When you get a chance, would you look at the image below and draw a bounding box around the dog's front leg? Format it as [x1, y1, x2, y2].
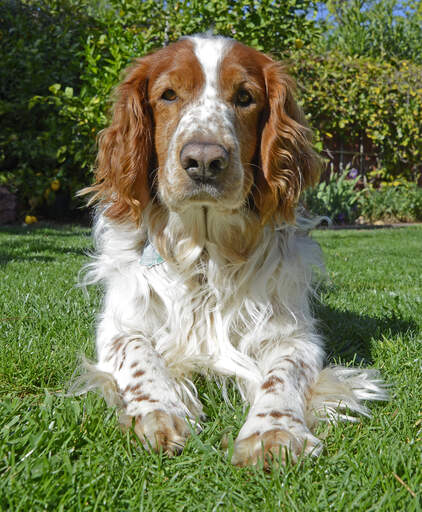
[232, 337, 324, 468]
[96, 328, 196, 455]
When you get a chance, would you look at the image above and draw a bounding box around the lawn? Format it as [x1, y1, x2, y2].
[0, 224, 421, 511]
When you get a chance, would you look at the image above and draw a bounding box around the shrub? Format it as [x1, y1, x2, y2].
[290, 51, 422, 182]
[0, 0, 320, 218]
[359, 183, 422, 223]
[302, 167, 361, 224]
[0, 0, 97, 217]
[322, 0, 422, 65]
[1, 0, 421, 221]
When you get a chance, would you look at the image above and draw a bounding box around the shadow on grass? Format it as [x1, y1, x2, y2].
[0, 223, 90, 237]
[0, 226, 90, 265]
[314, 301, 419, 364]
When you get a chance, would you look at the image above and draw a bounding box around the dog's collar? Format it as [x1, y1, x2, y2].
[139, 240, 164, 268]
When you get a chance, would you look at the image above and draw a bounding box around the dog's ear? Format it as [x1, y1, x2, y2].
[254, 62, 321, 224]
[81, 57, 154, 223]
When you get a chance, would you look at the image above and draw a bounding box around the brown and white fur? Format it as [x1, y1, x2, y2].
[77, 34, 387, 467]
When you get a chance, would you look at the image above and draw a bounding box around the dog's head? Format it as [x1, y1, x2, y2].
[86, 35, 320, 225]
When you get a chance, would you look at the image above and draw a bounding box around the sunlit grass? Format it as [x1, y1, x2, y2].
[1, 224, 421, 511]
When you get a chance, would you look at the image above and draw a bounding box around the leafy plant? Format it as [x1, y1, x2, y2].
[323, 0, 422, 64]
[291, 50, 422, 181]
[359, 182, 422, 223]
[0, 0, 321, 218]
[302, 167, 361, 223]
[1, 0, 421, 221]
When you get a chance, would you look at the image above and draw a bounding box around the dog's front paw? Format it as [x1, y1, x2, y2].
[231, 428, 321, 468]
[123, 410, 191, 456]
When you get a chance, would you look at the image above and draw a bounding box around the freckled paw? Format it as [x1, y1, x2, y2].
[124, 410, 191, 456]
[231, 429, 321, 468]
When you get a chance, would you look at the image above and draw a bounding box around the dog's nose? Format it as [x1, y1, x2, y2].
[180, 142, 229, 181]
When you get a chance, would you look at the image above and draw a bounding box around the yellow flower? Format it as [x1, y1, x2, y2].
[25, 215, 37, 224]
[294, 39, 304, 49]
[51, 179, 60, 191]
[44, 188, 51, 199]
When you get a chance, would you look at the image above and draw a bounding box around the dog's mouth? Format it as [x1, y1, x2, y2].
[187, 178, 223, 198]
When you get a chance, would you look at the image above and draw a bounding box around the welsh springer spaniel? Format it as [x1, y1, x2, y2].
[79, 34, 387, 467]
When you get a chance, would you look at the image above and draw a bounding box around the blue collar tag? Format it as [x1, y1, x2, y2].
[139, 241, 164, 268]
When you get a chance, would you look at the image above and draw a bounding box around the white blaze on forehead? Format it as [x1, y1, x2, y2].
[165, 34, 239, 177]
[190, 36, 233, 97]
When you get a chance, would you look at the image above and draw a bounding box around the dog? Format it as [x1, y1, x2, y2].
[77, 34, 387, 467]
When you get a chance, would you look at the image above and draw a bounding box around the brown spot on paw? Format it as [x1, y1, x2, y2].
[134, 394, 150, 402]
[261, 376, 284, 393]
[299, 359, 311, 371]
[290, 416, 303, 424]
[283, 358, 298, 368]
[131, 410, 190, 456]
[269, 410, 284, 418]
[113, 341, 123, 352]
[125, 382, 142, 394]
[232, 428, 320, 469]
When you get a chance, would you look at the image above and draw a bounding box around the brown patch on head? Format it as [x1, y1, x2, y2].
[220, 40, 321, 225]
[80, 39, 204, 224]
[149, 40, 205, 186]
[219, 41, 269, 199]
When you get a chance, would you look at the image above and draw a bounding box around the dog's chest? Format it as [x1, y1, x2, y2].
[147, 262, 248, 361]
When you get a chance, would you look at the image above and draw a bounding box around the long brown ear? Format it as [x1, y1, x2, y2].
[81, 57, 154, 223]
[255, 61, 321, 224]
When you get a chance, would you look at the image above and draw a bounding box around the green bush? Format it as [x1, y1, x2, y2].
[359, 183, 422, 223]
[304, 174, 422, 225]
[1, 0, 421, 220]
[0, 0, 320, 218]
[290, 51, 422, 182]
[323, 0, 422, 65]
[0, 0, 99, 216]
[302, 167, 361, 224]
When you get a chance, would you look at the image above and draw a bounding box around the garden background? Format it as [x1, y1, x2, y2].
[1, 0, 422, 225]
[1, 2, 422, 510]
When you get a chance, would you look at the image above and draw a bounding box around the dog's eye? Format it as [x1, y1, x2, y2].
[235, 89, 253, 107]
[161, 89, 177, 102]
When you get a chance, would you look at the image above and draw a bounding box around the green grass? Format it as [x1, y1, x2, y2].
[1, 224, 421, 511]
